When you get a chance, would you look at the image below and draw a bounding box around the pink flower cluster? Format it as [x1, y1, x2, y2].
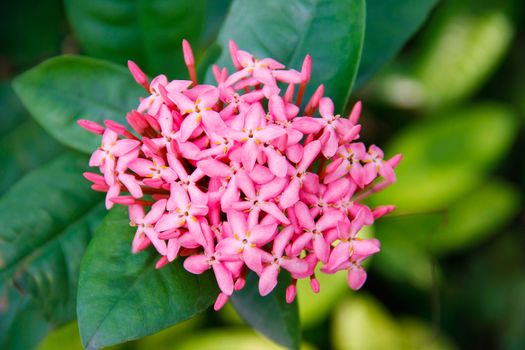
[79, 40, 401, 310]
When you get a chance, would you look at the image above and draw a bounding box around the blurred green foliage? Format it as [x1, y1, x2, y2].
[1, 0, 524, 349]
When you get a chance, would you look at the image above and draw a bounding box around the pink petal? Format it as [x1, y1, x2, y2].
[249, 164, 275, 184]
[216, 237, 242, 255]
[244, 103, 264, 130]
[183, 254, 210, 274]
[169, 91, 195, 113]
[250, 223, 277, 246]
[179, 112, 201, 142]
[144, 199, 167, 224]
[255, 126, 286, 143]
[199, 87, 219, 108]
[155, 213, 185, 232]
[316, 209, 343, 232]
[260, 202, 290, 224]
[144, 228, 167, 255]
[253, 66, 276, 86]
[241, 139, 259, 171]
[292, 117, 323, 134]
[264, 147, 288, 177]
[167, 238, 181, 261]
[291, 232, 313, 256]
[213, 263, 234, 295]
[197, 159, 231, 178]
[227, 210, 248, 236]
[273, 226, 294, 256]
[202, 110, 227, 135]
[281, 258, 309, 275]
[348, 266, 367, 290]
[299, 140, 321, 171]
[273, 69, 302, 84]
[129, 158, 154, 177]
[128, 204, 145, 224]
[243, 247, 263, 274]
[259, 265, 279, 296]
[294, 201, 315, 230]
[313, 234, 330, 263]
[269, 95, 287, 121]
[319, 97, 334, 118]
[259, 177, 287, 200]
[280, 178, 301, 209]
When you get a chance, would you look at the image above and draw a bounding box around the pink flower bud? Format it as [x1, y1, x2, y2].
[127, 60, 149, 90]
[286, 284, 297, 304]
[77, 119, 105, 135]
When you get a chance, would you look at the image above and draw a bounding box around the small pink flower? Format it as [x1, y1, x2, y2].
[81, 39, 400, 304]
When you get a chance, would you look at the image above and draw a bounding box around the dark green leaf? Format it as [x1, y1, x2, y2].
[0, 82, 30, 136]
[0, 153, 104, 321]
[64, 0, 206, 77]
[0, 152, 102, 284]
[354, 0, 438, 88]
[0, 286, 50, 350]
[77, 207, 218, 350]
[13, 56, 144, 153]
[0, 120, 64, 194]
[208, 0, 365, 111]
[231, 272, 300, 349]
[0, 0, 66, 67]
[0, 152, 104, 347]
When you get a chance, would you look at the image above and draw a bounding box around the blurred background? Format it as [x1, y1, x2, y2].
[1, 0, 524, 349]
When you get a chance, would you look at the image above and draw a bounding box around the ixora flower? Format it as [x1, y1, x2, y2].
[79, 39, 401, 310]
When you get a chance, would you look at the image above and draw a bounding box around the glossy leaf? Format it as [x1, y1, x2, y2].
[0, 120, 64, 194]
[432, 180, 520, 255]
[354, 0, 438, 88]
[0, 286, 50, 350]
[13, 56, 144, 154]
[64, 0, 206, 77]
[372, 103, 518, 211]
[231, 272, 300, 349]
[77, 207, 218, 350]
[209, 0, 365, 111]
[0, 82, 30, 136]
[0, 152, 102, 285]
[412, 0, 516, 109]
[373, 213, 444, 289]
[0, 152, 104, 348]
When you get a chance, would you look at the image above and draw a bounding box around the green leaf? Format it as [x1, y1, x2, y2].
[77, 207, 218, 350]
[332, 295, 409, 350]
[0, 153, 104, 322]
[176, 329, 304, 350]
[13, 56, 144, 153]
[64, 0, 206, 77]
[231, 272, 300, 349]
[208, 0, 365, 111]
[0, 286, 50, 350]
[412, 0, 516, 109]
[0, 82, 30, 136]
[372, 103, 518, 212]
[432, 180, 520, 255]
[0, 120, 64, 194]
[0, 0, 66, 66]
[373, 213, 444, 289]
[0, 152, 102, 283]
[354, 0, 438, 88]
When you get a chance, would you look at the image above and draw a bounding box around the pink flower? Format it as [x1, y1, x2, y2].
[80, 39, 400, 305]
